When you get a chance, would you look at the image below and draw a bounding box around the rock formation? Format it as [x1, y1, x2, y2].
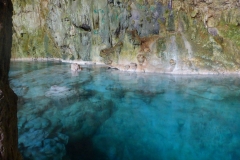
[11, 0, 240, 74]
[0, 0, 22, 159]
[71, 63, 82, 71]
[45, 85, 76, 98]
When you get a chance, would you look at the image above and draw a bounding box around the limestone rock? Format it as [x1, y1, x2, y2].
[10, 0, 240, 74]
[129, 63, 137, 71]
[170, 59, 176, 66]
[71, 63, 81, 72]
[137, 54, 146, 64]
[207, 17, 215, 28]
[124, 65, 130, 71]
[191, 9, 198, 18]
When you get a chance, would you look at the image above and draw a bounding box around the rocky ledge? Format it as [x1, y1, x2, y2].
[11, 0, 240, 74]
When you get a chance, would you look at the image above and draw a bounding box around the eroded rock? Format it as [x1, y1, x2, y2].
[10, 0, 240, 74]
[71, 63, 81, 71]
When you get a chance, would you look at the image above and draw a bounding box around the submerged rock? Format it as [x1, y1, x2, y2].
[19, 130, 68, 160]
[45, 85, 76, 98]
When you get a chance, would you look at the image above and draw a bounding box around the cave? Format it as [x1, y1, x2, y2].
[1, 0, 240, 160]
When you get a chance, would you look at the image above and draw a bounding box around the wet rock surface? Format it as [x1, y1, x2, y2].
[70, 63, 81, 71]
[11, 0, 240, 74]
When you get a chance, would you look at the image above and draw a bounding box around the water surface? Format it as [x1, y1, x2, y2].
[9, 61, 240, 160]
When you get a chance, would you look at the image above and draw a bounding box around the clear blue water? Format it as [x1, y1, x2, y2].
[9, 61, 240, 160]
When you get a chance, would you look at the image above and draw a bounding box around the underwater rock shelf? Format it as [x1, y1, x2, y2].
[10, 61, 240, 160]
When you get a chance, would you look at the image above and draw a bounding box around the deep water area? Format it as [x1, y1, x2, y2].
[9, 61, 240, 160]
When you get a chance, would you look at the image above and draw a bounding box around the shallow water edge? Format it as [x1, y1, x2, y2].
[11, 58, 240, 75]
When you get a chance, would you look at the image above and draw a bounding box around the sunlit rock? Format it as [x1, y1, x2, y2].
[137, 54, 146, 65]
[71, 63, 81, 71]
[11, 0, 240, 74]
[169, 59, 176, 66]
[124, 65, 130, 71]
[207, 17, 216, 28]
[136, 65, 145, 73]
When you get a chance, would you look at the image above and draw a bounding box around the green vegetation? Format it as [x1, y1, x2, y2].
[219, 24, 240, 47]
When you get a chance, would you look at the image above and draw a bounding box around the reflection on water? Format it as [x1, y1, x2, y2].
[9, 62, 240, 160]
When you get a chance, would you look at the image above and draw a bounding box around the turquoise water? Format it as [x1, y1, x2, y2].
[9, 61, 240, 160]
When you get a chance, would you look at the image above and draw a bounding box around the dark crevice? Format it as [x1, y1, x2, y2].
[66, 137, 108, 160]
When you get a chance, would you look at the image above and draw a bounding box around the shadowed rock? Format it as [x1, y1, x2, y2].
[73, 23, 91, 32]
[0, 0, 22, 159]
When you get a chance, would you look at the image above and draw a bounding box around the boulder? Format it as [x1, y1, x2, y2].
[137, 54, 146, 65]
[71, 63, 81, 71]
[129, 63, 137, 71]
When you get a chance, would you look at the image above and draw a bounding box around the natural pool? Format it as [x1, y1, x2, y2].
[9, 61, 240, 160]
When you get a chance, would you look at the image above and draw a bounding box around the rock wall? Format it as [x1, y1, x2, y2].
[0, 0, 22, 159]
[12, 0, 240, 74]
